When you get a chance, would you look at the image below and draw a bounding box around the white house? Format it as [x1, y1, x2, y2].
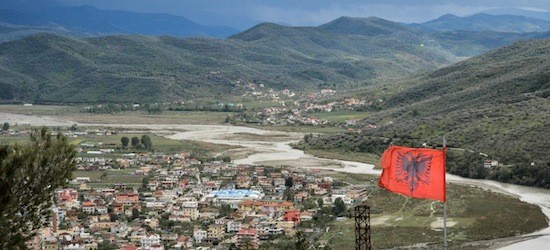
[193, 229, 207, 243]
[141, 234, 162, 249]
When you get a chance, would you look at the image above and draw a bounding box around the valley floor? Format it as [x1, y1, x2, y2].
[1, 110, 549, 249]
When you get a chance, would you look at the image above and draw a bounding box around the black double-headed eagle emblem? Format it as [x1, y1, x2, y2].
[396, 151, 433, 192]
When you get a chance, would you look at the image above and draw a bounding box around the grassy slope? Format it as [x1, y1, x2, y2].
[357, 39, 550, 163]
[322, 172, 547, 249]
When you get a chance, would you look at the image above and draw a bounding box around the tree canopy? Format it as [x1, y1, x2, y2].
[333, 197, 347, 216]
[141, 135, 152, 150]
[131, 136, 140, 147]
[120, 136, 129, 148]
[0, 128, 76, 248]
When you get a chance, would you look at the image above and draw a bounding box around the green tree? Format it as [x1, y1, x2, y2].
[283, 188, 294, 201]
[302, 198, 317, 210]
[120, 136, 129, 148]
[131, 137, 140, 147]
[2, 122, 8, 131]
[285, 176, 294, 188]
[0, 128, 76, 248]
[317, 198, 324, 208]
[146, 104, 162, 114]
[141, 135, 152, 150]
[333, 197, 347, 216]
[294, 231, 309, 250]
[240, 236, 254, 250]
[218, 203, 233, 218]
[131, 208, 140, 220]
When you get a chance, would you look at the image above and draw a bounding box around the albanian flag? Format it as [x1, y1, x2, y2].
[378, 146, 446, 202]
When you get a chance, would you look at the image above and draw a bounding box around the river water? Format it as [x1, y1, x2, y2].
[1, 112, 549, 248]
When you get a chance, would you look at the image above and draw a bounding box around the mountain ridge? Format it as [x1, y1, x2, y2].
[0, 16, 549, 105]
[358, 38, 550, 163]
[413, 13, 550, 33]
[0, 5, 239, 38]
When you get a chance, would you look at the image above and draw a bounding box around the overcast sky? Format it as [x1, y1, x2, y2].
[56, 0, 550, 29]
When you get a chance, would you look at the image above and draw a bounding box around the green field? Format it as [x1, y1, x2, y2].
[73, 170, 144, 186]
[320, 172, 548, 249]
[306, 110, 371, 122]
[66, 111, 235, 125]
[0, 104, 81, 116]
[76, 133, 237, 155]
[1, 131, 238, 156]
[0, 136, 30, 145]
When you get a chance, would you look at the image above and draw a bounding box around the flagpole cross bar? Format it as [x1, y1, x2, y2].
[349, 203, 372, 250]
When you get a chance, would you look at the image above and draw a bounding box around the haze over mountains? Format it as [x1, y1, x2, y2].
[411, 13, 550, 33]
[0, 5, 238, 39]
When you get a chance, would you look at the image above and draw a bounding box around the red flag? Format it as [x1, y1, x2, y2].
[378, 146, 446, 202]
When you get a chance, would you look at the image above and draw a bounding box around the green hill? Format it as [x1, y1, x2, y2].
[0, 16, 548, 104]
[0, 18, 457, 104]
[344, 39, 550, 164]
[319, 16, 412, 36]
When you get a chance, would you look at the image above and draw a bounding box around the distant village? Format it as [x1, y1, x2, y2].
[13, 128, 370, 250]
[227, 81, 380, 130]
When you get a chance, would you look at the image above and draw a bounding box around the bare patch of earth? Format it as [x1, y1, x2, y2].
[430, 217, 458, 229]
[371, 215, 392, 226]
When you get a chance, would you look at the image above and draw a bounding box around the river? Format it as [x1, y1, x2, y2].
[1, 112, 549, 248]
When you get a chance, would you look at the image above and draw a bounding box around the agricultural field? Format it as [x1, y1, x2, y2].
[1, 130, 238, 156]
[72, 170, 145, 189]
[66, 111, 235, 125]
[305, 110, 371, 122]
[0, 104, 81, 116]
[0, 135, 31, 145]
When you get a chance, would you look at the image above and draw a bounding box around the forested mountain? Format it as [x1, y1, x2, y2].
[0, 5, 238, 39]
[412, 13, 550, 33]
[0, 16, 548, 105]
[340, 39, 550, 164]
[0, 18, 457, 104]
[0, 23, 87, 43]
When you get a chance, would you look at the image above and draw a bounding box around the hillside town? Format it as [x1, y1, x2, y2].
[24, 136, 369, 250]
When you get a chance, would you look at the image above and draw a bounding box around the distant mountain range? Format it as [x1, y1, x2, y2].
[411, 13, 550, 33]
[1, 1, 550, 42]
[0, 5, 239, 39]
[0, 15, 549, 104]
[483, 8, 550, 21]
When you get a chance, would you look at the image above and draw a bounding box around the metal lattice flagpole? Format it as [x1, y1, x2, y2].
[354, 204, 371, 250]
